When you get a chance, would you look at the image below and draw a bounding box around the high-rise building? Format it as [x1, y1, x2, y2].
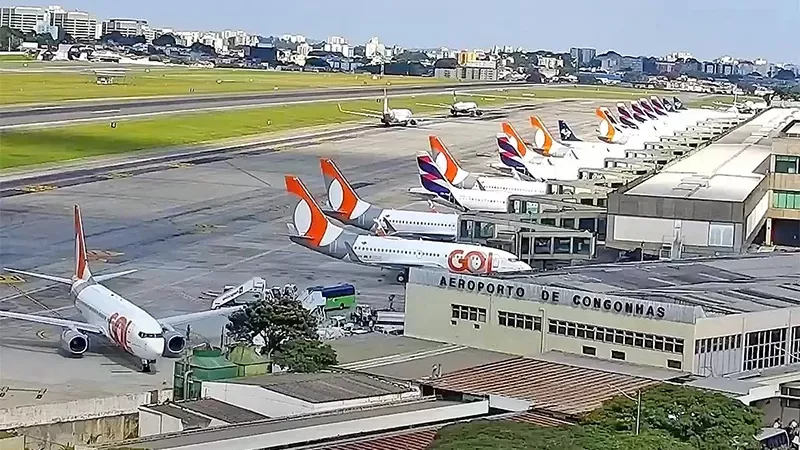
[570, 47, 596, 66]
[102, 18, 150, 39]
[0, 5, 45, 33]
[365, 37, 386, 58]
[46, 5, 99, 39]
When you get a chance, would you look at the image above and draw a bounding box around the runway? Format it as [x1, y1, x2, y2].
[0, 81, 532, 129]
[0, 100, 606, 407]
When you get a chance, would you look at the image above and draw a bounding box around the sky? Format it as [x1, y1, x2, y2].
[64, 0, 799, 63]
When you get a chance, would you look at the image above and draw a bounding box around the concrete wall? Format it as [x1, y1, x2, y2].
[404, 283, 696, 373]
[139, 409, 183, 437]
[0, 436, 24, 450]
[12, 414, 137, 448]
[0, 389, 171, 430]
[202, 382, 420, 419]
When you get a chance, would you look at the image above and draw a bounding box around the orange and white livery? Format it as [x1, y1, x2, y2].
[320, 157, 458, 241]
[0, 205, 241, 372]
[286, 175, 531, 283]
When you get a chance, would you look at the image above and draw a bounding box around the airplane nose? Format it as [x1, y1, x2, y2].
[148, 339, 164, 359]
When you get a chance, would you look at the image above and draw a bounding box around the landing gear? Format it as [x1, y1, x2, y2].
[141, 359, 156, 373]
[395, 270, 409, 284]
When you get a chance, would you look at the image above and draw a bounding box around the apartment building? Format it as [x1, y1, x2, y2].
[766, 118, 800, 246]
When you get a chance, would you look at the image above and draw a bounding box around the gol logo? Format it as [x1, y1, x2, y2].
[447, 250, 494, 274]
[108, 313, 133, 351]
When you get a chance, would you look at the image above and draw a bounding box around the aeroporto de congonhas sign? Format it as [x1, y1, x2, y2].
[409, 269, 703, 324]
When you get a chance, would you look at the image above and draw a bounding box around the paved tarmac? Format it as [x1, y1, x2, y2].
[0, 100, 605, 407]
[0, 81, 533, 129]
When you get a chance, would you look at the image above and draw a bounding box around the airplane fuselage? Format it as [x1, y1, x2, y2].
[71, 280, 165, 363]
[378, 210, 458, 240]
[473, 176, 548, 196]
[384, 109, 416, 126]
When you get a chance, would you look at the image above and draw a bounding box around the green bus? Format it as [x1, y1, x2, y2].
[308, 284, 356, 310]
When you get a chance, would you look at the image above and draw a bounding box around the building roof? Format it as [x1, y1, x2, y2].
[221, 371, 413, 403]
[178, 398, 268, 424]
[420, 356, 660, 417]
[145, 404, 211, 429]
[303, 411, 573, 450]
[527, 252, 800, 315]
[626, 108, 800, 202]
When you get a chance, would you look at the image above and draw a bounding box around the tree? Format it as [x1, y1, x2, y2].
[428, 421, 695, 450]
[582, 384, 763, 450]
[0, 26, 24, 51]
[226, 296, 320, 358]
[273, 338, 338, 373]
[152, 34, 176, 47]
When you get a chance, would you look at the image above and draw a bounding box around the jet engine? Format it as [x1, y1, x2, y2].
[60, 329, 89, 356]
[162, 330, 187, 358]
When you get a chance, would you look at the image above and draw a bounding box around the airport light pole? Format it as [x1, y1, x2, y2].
[609, 385, 641, 435]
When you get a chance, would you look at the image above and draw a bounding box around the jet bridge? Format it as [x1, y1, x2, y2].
[457, 212, 597, 270]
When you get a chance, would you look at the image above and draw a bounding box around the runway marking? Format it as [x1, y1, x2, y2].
[20, 184, 56, 193]
[0, 275, 25, 284]
[98, 172, 131, 179]
[193, 224, 226, 233]
[90, 109, 121, 114]
[86, 250, 124, 262]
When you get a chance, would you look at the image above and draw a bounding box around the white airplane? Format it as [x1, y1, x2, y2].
[320, 157, 458, 241]
[0, 205, 241, 373]
[285, 175, 531, 283]
[528, 115, 621, 160]
[409, 153, 542, 213]
[490, 120, 584, 181]
[417, 90, 535, 117]
[427, 135, 548, 192]
[337, 88, 431, 127]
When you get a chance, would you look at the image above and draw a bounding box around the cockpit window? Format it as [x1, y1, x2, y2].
[138, 332, 164, 339]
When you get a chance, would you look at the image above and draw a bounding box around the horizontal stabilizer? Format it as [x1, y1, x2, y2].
[3, 268, 72, 285]
[94, 269, 138, 283]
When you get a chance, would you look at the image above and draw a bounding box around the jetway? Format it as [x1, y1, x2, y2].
[457, 212, 596, 270]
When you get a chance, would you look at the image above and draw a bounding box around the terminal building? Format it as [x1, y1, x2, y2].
[405, 251, 800, 376]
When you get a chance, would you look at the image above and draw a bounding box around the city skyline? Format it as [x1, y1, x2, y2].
[10, 0, 800, 63]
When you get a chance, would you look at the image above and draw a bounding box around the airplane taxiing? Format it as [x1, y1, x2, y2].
[417, 91, 536, 118]
[0, 205, 241, 372]
[285, 175, 531, 283]
[320, 157, 458, 241]
[337, 88, 432, 127]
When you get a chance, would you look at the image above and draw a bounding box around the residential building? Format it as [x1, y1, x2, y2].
[365, 37, 385, 58]
[324, 36, 349, 57]
[280, 34, 306, 43]
[570, 47, 596, 66]
[766, 118, 800, 247]
[46, 5, 98, 39]
[665, 51, 693, 62]
[457, 50, 478, 65]
[102, 18, 150, 39]
[596, 52, 642, 73]
[0, 5, 45, 33]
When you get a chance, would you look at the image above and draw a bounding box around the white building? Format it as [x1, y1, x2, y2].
[0, 4, 98, 39]
[665, 51, 694, 62]
[102, 18, 151, 39]
[324, 35, 349, 56]
[0, 5, 45, 33]
[280, 34, 306, 43]
[365, 36, 386, 58]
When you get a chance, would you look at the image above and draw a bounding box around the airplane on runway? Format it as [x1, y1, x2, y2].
[319, 157, 458, 241]
[0, 205, 241, 373]
[409, 153, 548, 212]
[417, 91, 535, 117]
[427, 135, 548, 192]
[337, 89, 431, 127]
[285, 175, 531, 283]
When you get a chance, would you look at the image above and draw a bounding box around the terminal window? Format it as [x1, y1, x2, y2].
[775, 155, 799, 174]
[498, 311, 542, 331]
[451, 304, 487, 323]
[548, 319, 684, 354]
[773, 191, 800, 210]
[744, 327, 787, 371]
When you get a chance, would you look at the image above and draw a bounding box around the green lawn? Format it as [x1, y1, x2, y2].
[0, 66, 448, 105]
[530, 85, 677, 100]
[0, 91, 542, 169]
[0, 53, 33, 62]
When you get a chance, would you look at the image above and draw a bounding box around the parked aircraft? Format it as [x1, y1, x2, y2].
[0, 206, 241, 373]
[427, 135, 548, 192]
[490, 122, 580, 180]
[319, 158, 458, 241]
[337, 89, 430, 126]
[409, 153, 545, 212]
[285, 175, 531, 283]
[529, 115, 618, 158]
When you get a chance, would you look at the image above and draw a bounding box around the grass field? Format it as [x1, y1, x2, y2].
[0, 91, 542, 169]
[0, 85, 691, 170]
[0, 66, 448, 105]
[0, 54, 33, 62]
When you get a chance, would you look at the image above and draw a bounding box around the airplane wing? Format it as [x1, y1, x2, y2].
[158, 306, 243, 326]
[0, 310, 104, 334]
[337, 103, 382, 119]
